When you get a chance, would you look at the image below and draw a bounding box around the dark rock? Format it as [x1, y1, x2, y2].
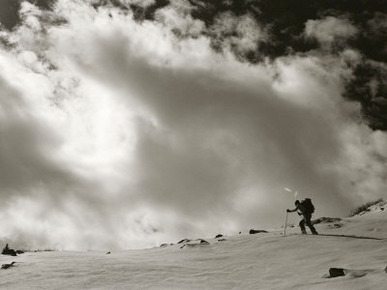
[329, 268, 346, 277]
[215, 234, 223, 239]
[218, 238, 226, 242]
[106, 251, 111, 255]
[312, 217, 341, 225]
[239, 232, 241, 234]
[1, 244, 17, 256]
[16, 250, 24, 255]
[1, 262, 15, 270]
[249, 229, 268, 234]
[159, 243, 168, 248]
[4, 250, 16, 256]
[328, 223, 343, 229]
[197, 239, 209, 245]
[177, 239, 191, 244]
[180, 239, 209, 249]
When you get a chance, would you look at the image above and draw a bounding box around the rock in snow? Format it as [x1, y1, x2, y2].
[328, 268, 346, 277]
[177, 239, 191, 244]
[1, 244, 17, 257]
[1, 262, 16, 270]
[249, 229, 268, 234]
[180, 239, 210, 249]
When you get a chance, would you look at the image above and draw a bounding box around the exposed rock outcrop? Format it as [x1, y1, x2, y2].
[1, 244, 17, 256]
[329, 268, 346, 277]
[249, 229, 268, 234]
[180, 239, 210, 249]
[313, 217, 342, 225]
[1, 262, 16, 270]
[177, 239, 191, 244]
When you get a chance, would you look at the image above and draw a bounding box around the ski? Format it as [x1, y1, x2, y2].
[284, 233, 384, 240]
[312, 233, 384, 240]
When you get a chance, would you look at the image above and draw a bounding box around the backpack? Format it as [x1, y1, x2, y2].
[301, 198, 315, 214]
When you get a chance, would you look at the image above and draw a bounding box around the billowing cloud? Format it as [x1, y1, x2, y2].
[0, 0, 386, 250]
[209, 11, 266, 56]
[304, 16, 358, 50]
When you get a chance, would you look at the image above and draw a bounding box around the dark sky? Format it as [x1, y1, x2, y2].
[0, 0, 53, 28]
[0, 0, 386, 250]
[0, 0, 20, 28]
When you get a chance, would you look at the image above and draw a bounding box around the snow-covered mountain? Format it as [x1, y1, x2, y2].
[1, 200, 386, 289]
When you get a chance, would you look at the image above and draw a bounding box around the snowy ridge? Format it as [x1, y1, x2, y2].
[352, 199, 387, 217]
[1, 201, 387, 289]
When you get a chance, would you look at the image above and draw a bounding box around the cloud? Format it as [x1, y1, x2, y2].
[155, 0, 205, 37]
[367, 12, 387, 34]
[123, 0, 156, 7]
[208, 11, 266, 57]
[304, 16, 358, 50]
[0, 0, 385, 249]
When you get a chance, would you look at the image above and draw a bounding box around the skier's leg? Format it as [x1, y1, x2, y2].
[299, 219, 307, 234]
[305, 213, 318, 235]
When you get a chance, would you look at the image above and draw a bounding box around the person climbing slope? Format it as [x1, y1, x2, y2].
[287, 199, 318, 235]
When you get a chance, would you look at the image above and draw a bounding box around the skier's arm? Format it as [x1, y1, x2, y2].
[287, 204, 302, 213]
[287, 207, 297, 213]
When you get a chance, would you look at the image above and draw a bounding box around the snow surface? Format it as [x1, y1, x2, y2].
[1, 201, 387, 289]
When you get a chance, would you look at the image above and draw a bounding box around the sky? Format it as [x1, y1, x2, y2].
[0, 0, 386, 250]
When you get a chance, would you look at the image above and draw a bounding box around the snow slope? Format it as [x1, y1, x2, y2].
[1, 201, 387, 289]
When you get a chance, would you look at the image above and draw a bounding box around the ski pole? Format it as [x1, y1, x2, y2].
[284, 211, 288, 236]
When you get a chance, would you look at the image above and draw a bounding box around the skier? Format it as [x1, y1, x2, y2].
[287, 199, 318, 235]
